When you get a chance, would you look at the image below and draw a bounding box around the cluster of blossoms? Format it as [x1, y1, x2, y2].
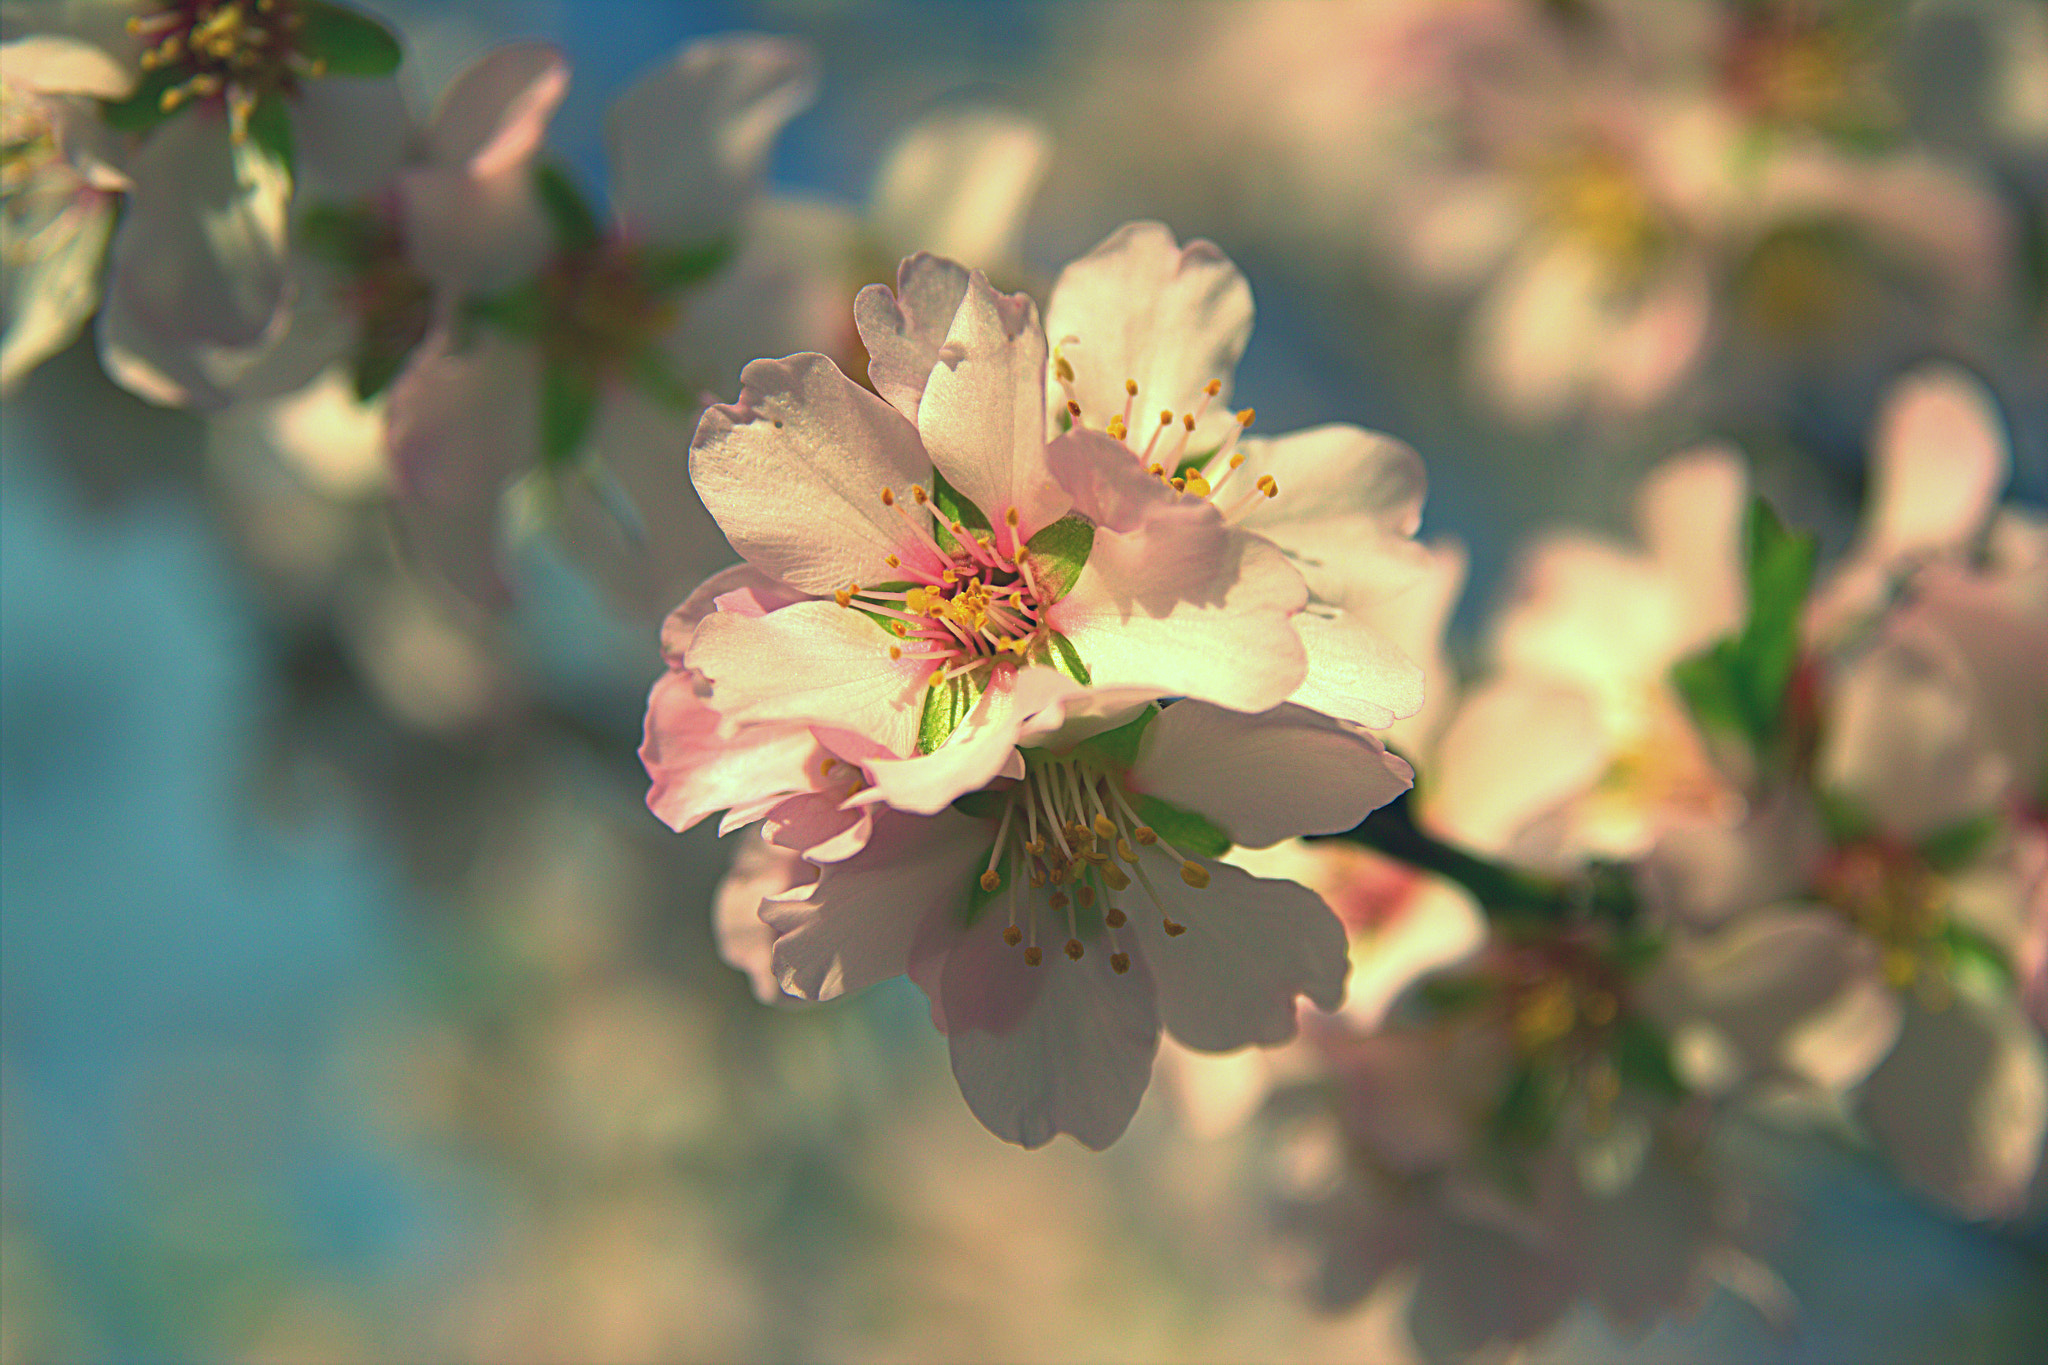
[646, 222, 1431, 1147]
[1207, 363, 2046, 1357]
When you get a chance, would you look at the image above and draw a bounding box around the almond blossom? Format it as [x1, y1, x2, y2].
[757, 698, 1410, 1149]
[0, 34, 130, 394]
[675, 233, 1425, 817]
[386, 34, 824, 610]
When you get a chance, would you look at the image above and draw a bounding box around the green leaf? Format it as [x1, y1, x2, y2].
[1416, 974, 1496, 1017]
[1919, 814, 1999, 873]
[467, 281, 545, 338]
[1075, 704, 1158, 771]
[633, 350, 707, 414]
[532, 163, 601, 250]
[918, 671, 986, 755]
[1493, 1062, 1566, 1149]
[540, 364, 599, 469]
[643, 238, 735, 291]
[1023, 515, 1093, 601]
[1941, 921, 2015, 991]
[243, 94, 295, 183]
[100, 67, 184, 134]
[1670, 494, 1818, 755]
[1608, 1017, 1688, 1102]
[952, 788, 1009, 820]
[1040, 630, 1090, 686]
[1130, 793, 1231, 858]
[962, 850, 1006, 925]
[1175, 446, 1218, 480]
[353, 336, 410, 401]
[296, 1, 404, 77]
[928, 468, 992, 554]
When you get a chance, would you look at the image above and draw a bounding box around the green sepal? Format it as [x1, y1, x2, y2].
[244, 94, 295, 184]
[296, 1, 404, 77]
[918, 670, 986, 755]
[532, 163, 602, 250]
[1130, 792, 1230, 858]
[1039, 629, 1091, 686]
[100, 67, 184, 134]
[467, 281, 545, 338]
[1175, 445, 1218, 480]
[1941, 921, 2015, 992]
[540, 363, 599, 470]
[1670, 495, 1818, 756]
[1416, 973, 1496, 1018]
[644, 238, 735, 291]
[928, 468, 992, 554]
[1816, 788, 1878, 845]
[1022, 515, 1093, 601]
[1075, 704, 1158, 770]
[848, 581, 915, 635]
[960, 850, 1008, 925]
[1608, 1016, 1688, 1102]
[633, 350, 707, 414]
[952, 788, 1009, 820]
[353, 335, 411, 401]
[1493, 1061, 1567, 1150]
[1919, 814, 1999, 873]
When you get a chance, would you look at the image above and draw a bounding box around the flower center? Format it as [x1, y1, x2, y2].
[836, 485, 1049, 692]
[1051, 353, 1277, 514]
[129, 0, 324, 137]
[536, 241, 681, 380]
[975, 751, 1212, 973]
[1815, 840, 1951, 994]
[1532, 147, 1664, 284]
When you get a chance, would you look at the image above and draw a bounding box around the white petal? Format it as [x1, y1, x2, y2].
[289, 76, 407, 198]
[1232, 424, 1430, 609]
[853, 253, 971, 420]
[1131, 701, 1412, 848]
[1423, 676, 1610, 855]
[688, 600, 926, 759]
[639, 666, 821, 833]
[688, 353, 933, 594]
[714, 834, 815, 1003]
[1859, 996, 2048, 1220]
[425, 42, 569, 176]
[767, 807, 989, 1000]
[1287, 611, 1426, 730]
[1864, 364, 2008, 561]
[1142, 859, 1348, 1052]
[868, 107, 1050, 270]
[1048, 526, 1308, 715]
[0, 193, 111, 395]
[660, 563, 804, 661]
[0, 36, 134, 99]
[942, 907, 1161, 1150]
[858, 667, 1079, 815]
[607, 35, 814, 247]
[1043, 221, 1252, 451]
[916, 269, 1068, 534]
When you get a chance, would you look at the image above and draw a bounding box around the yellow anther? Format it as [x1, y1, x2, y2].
[160, 86, 188, 112]
[1076, 884, 1096, 909]
[1180, 861, 1210, 889]
[1181, 413, 1196, 430]
[1106, 416, 1128, 441]
[1236, 408, 1254, 426]
[892, 623, 907, 637]
[1064, 939, 1084, 960]
[940, 569, 957, 584]
[980, 869, 1001, 893]
[1227, 452, 1245, 469]
[306, 56, 328, 77]
[1110, 952, 1130, 975]
[1067, 399, 1082, 418]
[1102, 864, 1130, 892]
[1054, 352, 1075, 383]
[1049, 892, 1069, 911]
[1025, 839, 1044, 856]
[1093, 814, 1117, 840]
[884, 554, 899, 567]
[888, 645, 902, 660]
[1147, 462, 1166, 477]
[1005, 506, 1019, 527]
[1132, 826, 1157, 846]
[1125, 378, 1139, 396]
[820, 757, 837, 775]
[1028, 868, 1046, 888]
[1104, 905, 1127, 928]
[904, 587, 927, 612]
[950, 522, 967, 538]
[1025, 946, 1043, 966]
[912, 485, 929, 504]
[833, 588, 852, 608]
[1256, 474, 1278, 498]
[1204, 379, 1222, 396]
[1162, 918, 1188, 937]
[1003, 925, 1022, 947]
[1184, 474, 1211, 497]
[881, 488, 895, 506]
[1170, 476, 1186, 492]
[1159, 410, 1174, 426]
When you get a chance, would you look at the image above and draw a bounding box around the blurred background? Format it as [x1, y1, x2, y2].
[2, 1, 2044, 1361]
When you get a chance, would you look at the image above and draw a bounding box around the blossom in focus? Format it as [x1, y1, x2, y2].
[0, 34, 130, 393]
[672, 227, 1425, 817]
[758, 698, 1410, 1148]
[386, 34, 820, 611]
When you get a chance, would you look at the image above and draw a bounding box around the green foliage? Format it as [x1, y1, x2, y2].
[100, 68, 183, 134]
[243, 94, 294, 183]
[1040, 630, 1091, 686]
[1130, 793, 1230, 858]
[296, 1, 404, 76]
[1608, 1016, 1688, 1101]
[532, 163, 601, 250]
[1023, 515, 1093, 600]
[918, 671, 986, 755]
[1671, 495, 1817, 757]
[1919, 814, 1999, 873]
[1075, 704, 1158, 770]
[540, 364, 599, 469]
[644, 238, 735, 291]
[928, 469, 990, 553]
